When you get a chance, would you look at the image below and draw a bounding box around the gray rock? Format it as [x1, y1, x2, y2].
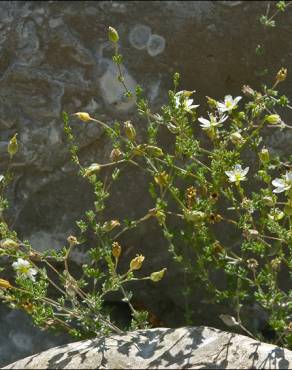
[3, 326, 292, 369]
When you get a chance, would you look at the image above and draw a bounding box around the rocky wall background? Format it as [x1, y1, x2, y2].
[0, 1, 292, 367]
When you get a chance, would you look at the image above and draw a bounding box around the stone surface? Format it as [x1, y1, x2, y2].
[1, 0, 292, 367]
[4, 327, 292, 369]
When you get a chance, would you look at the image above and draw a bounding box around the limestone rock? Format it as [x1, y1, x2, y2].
[4, 327, 292, 369]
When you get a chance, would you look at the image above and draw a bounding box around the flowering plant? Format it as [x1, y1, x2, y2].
[0, 18, 292, 350]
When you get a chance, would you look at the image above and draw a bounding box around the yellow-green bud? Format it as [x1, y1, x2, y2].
[206, 96, 217, 108]
[230, 132, 245, 145]
[8, 134, 19, 159]
[67, 235, 79, 247]
[265, 114, 281, 125]
[154, 171, 169, 187]
[0, 278, 12, 289]
[108, 26, 119, 43]
[102, 220, 120, 232]
[150, 268, 167, 282]
[276, 67, 287, 83]
[83, 163, 101, 177]
[124, 121, 136, 141]
[129, 254, 145, 271]
[110, 148, 122, 162]
[73, 112, 92, 122]
[184, 210, 206, 222]
[144, 145, 163, 157]
[0, 238, 19, 249]
[112, 241, 122, 259]
[263, 196, 274, 206]
[259, 147, 270, 163]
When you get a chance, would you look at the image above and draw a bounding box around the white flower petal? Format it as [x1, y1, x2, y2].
[234, 96, 242, 104]
[198, 117, 210, 125]
[273, 187, 286, 193]
[272, 178, 286, 188]
[242, 167, 249, 176]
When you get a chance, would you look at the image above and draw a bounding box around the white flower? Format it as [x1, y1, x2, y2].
[217, 95, 242, 113]
[12, 258, 37, 281]
[272, 171, 292, 193]
[198, 113, 228, 130]
[225, 164, 249, 183]
[174, 90, 199, 112]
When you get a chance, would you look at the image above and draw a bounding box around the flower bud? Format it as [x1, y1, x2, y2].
[132, 144, 146, 156]
[263, 196, 274, 206]
[154, 171, 169, 187]
[130, 254, 145, 271]
[0, 278, 12, 289]
[276, 67, 287, 83]
[247, 258, 258, 270]
[0, 238, 19, 249]
[73, 112, 92, 122]
[206, 96, 217, 108]
[184, 210, 206, 222]
[265, 114, 281, 125]
[230, 132, 245, 145]
[8, 134, 19, 159]
[112, 241, 122, 259]
[268, 208, 285, 221]
[67, 235, 79, 247]
[124, 121, 136, 141]
[242, 85, 255, 97]
[150, 268, 167, 282]
[243, 229, 259, 240]
[110, 148, 122, 162]
[270, 257, 281, 270]
[259, 147, 270, 163]
[108, 26, 119, 43]
[102, 220, 120, 232]
[83, 163, 101, 177]
[145, 145, 163, 157]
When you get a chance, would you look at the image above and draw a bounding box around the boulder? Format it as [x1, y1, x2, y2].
[3, 327, 292, 369]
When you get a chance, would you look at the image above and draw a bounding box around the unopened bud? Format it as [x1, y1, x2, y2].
[230, 132, 245, 145]
[154, 171, 169, 187]
[108, 26, 119, 43]
[130, 254, 145, 271]
[263, 196, 274, 206]
[0, 278, 12, 289]
[124, 121, 136, 141]
[259, 147, 270, 163]
[242, 85, 255, 97]
[110, 148, 122, 162]
[150, 268, 167, 282]
[145, 145, 163, 157]
[265, 114, 281, 125]
[67, 235, 79, 247]
[206, 96, 217, 108]
[8, 134, 19, 159]
[184, 210, 206, 222]
[112, 241, 122, 259]
[270, 257, 281, 270]
[83, 163, 101, 177]
[0, 238, 19, 249]
[102, 220, 120, 232]
[73, 112, 92, 122]
[243, 229, 259, 240]
[247, 258, 259, 269]
[276, 67, 287, 83]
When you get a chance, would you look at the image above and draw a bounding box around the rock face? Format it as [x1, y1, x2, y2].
[1, 0, 292, 367]
[4, 327, 292, 369]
